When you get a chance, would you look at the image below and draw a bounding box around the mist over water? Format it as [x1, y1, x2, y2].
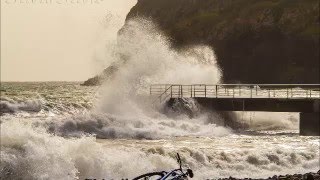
[1, 8, 319, 180]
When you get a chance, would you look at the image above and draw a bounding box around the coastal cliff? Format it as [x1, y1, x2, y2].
[83, 0, 319, 85]
[126, 0, 319, 84]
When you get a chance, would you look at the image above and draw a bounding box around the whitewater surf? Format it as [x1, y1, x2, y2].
[1, 1, 319, 179]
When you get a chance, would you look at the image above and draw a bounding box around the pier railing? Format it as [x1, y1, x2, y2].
[150, 84, 320, 103]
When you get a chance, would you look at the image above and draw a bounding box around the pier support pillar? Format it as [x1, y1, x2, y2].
[300, 113, 319, 136]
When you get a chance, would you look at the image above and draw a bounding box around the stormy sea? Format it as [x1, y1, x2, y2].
[1, 83, 319, 179]
[1, 6, 319, 180]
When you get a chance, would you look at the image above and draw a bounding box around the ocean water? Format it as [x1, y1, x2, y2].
[0, 82, 319, 180]
[1, 4, 319, 179]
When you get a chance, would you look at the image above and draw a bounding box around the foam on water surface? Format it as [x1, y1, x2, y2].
[1, 118, 319, 179]
[1, 5, 319, 179]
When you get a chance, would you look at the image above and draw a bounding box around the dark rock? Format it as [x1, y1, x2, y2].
[126, 0, 319, 84]
[313, 175, 320, 179]
[81, 65, 118, 86]
[306, 174, 314, 180]
[214, 170, 320, 180]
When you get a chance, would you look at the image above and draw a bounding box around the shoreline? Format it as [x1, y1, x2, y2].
[217, 170, 320, 180]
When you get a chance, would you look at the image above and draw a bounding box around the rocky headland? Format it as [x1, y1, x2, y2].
[83, 0, 319, 86]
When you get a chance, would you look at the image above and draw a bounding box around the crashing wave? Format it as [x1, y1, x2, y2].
[1, 120, 319, 179]
[0, 99, 42, 115]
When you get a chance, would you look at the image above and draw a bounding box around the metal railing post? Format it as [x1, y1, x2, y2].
[205, 85, 207, 97]
[216, 85, 218, 98]
[233, 87, 235, 98]
[227, 87, 229, 96]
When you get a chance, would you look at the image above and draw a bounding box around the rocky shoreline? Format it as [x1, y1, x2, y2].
[217, 171, 320, 180]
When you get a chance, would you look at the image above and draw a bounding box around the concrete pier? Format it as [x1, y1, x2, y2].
[300, 113, 320, 136]
[194, 98, 319, 113]
[150, 84, 320, 136]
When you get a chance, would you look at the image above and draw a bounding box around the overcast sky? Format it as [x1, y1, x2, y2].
[1, 0, 136, 81]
